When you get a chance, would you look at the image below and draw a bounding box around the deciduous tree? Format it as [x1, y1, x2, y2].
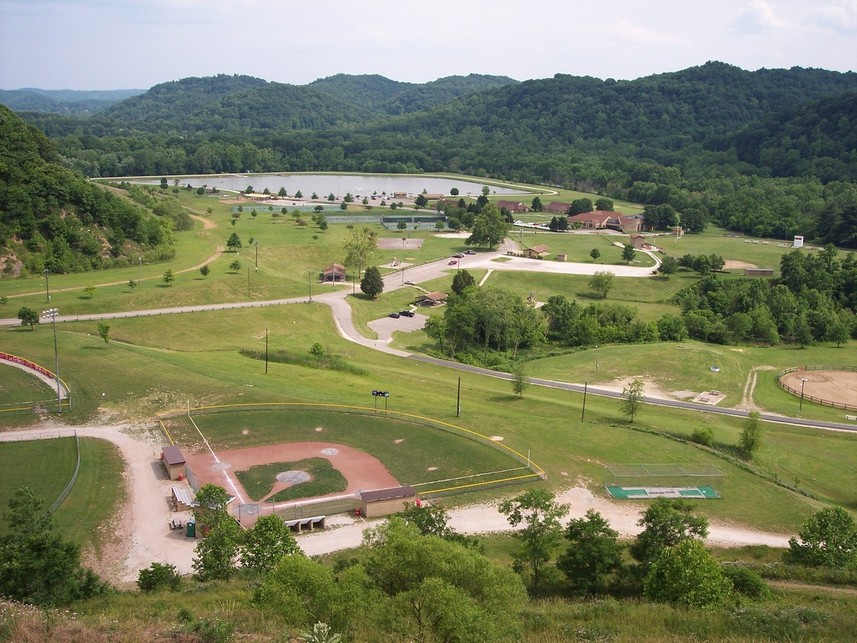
[97, 321, 110, 344]
[589, 271, 614, 299]
[466, 203, 510, 249]
[630, 498, 709, 571]
[226, 232, 242, 252]
[342, 226, 378, 280]
[785, 507, 857, 569]
[241, 514, 299, 575]
[740, 411, 762, 456]
[499, 489, 569, 591]
[0, 487, 107, 605]
[557, 509, 623, 595]
[17, 307, 39, 329]
[620, 377, 644, 422]
[643, 538, 733, 609]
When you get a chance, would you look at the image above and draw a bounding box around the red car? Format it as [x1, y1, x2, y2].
[448, 260, 457, 265]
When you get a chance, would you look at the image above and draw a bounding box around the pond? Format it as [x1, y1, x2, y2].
[135, 173, 528, 197]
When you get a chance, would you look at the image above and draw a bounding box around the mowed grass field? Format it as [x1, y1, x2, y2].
[0, 436, 125, 551]
[1, 175, 854, 543]
[163, 407, 535, 496]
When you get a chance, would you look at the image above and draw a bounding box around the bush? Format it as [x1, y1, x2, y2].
[691, 427, 713, 446]
[137, 562, 182, 592]
[722, 565, 770, 599]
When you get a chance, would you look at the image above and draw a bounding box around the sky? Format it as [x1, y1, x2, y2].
[1, 0, 856, 90]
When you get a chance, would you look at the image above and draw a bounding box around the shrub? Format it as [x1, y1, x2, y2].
[137, 562, 182, 592]
[722, 565, 770, 599]
[691, 427, 713, 446]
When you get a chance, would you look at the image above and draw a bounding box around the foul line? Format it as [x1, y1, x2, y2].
[186, 409, 245, 504]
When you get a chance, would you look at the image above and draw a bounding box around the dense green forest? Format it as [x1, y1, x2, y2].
[9, 63, 857, 248]
[0, 106, 175, 275]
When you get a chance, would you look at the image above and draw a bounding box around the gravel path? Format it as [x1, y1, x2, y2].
[0, 424, 791, 587]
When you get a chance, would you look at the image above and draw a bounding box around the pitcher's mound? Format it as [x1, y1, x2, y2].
[276, 471, 311, 484]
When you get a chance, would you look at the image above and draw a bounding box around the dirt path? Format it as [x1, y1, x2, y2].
[0, 422, 794, 586]
[0, 424, 196, 586]
[738, 365, 778, 411]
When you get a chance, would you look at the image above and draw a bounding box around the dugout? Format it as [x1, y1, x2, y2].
[359, 485, 416, 518]
[161, 446, 187, 480]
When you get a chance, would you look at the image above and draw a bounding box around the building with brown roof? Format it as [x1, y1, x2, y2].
[497, 200, 528, 213]
[322, 263, 347, 282]
[523, 244, 550, 259]
[162, 446, 187, 481]
[544, 201, 571, 214]
[568, 211, 614, 229]
[418, 291, 448, 306]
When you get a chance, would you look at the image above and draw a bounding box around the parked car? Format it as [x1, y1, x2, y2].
[404, 280, 414, 285]
[399, 310, 414, 317]
[448, 260, 458, 265]
[464, 249, 476, 255]
[453, 253, 464, 258]
[388, 312, 400, 318]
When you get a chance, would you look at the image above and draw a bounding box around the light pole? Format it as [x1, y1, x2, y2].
[595, 344, 599, 373]
[138, 256, 142, 286]
[43, 269, 50, 303]
[255, 240, 259, 270]
[41, 308, 62, 414]
[799, 377, 808, 410]
[306, 270, 313, 302]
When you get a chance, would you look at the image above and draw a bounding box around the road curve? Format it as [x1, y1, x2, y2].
[2, 252, 854, 433]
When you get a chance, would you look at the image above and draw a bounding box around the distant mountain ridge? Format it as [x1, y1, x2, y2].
[95, 73, 517, 133]
[0, 88, 145, 114]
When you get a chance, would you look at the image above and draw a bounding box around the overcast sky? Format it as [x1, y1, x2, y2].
[1, 0, 855, 90]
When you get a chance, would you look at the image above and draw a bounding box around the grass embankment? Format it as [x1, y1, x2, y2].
[0, 437, 124, 551]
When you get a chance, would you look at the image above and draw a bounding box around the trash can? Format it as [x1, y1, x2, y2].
[186, 520, 196, 538]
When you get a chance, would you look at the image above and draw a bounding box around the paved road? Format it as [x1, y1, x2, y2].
[3, 250, 854, 433]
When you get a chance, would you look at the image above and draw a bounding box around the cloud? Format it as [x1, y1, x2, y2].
[813, 1, 857, 34]
[614, 19, 689, 48]
[734, 0, 790, 33]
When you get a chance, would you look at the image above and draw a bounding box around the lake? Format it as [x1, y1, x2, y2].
[138, 173, 527, 197]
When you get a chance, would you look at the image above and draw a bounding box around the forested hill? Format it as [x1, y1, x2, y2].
[0, 88, 144, 114]
[83, 73, 518, 133]
[729, 92, 857, 183]
[309, 73, 518, 115]
[371, 62, 857, 162]
[0, 106, 175, 276]
[8, 63, 857, 247]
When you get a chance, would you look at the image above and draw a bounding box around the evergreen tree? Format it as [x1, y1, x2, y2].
[360, 266, 384, 299]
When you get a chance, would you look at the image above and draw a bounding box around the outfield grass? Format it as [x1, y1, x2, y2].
[163, 407, 531, 494]
[0, 363, 57, 413]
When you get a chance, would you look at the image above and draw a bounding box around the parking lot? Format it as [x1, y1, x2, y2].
[368, 310, 428, 342]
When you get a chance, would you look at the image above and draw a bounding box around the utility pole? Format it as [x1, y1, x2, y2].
[43, 269, 50, 303]
[41, 308, 62, 413]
